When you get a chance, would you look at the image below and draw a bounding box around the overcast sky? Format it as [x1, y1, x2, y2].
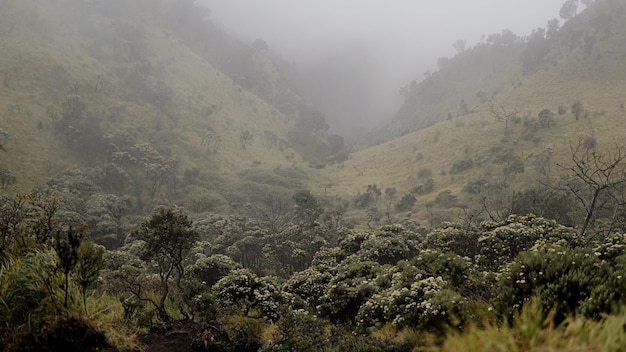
[199, 0, 567, 133]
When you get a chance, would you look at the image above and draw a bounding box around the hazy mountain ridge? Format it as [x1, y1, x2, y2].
[2, 0, 626, 226]
[330, 0, 626, 226]
[376, 0, 626, 144]
[0, 0, 328, 205]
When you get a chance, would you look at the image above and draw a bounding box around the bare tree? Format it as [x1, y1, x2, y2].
[488, 101, 519, 137]
[558, 139, 626, 239]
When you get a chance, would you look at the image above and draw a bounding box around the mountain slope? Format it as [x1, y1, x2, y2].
[329, 0, 626, 225]
[0, 0, 333, 206]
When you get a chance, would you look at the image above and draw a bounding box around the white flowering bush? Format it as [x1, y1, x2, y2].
[212, 268, 284, 322]
[318, 259, 382, 322]
[420, 224, 480, 259]
[185, 254, 241, 288]
[495, 244, 622, 322]
[359, 225, 421, 265]
[339, 225, 421, 265]
[592, 232, 626, 265]
[477, 215, 578, 271]
[338, 229, 371, 255]
[283, 267, 334, 309]
[183, 254, 242, 320]
[356, 272, 468, 333]
[410, 250, 473, 291]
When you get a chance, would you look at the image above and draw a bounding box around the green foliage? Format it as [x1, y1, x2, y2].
[76, 240, 105, 312]
[53, 225, 83, 308]
[265, 308, 332, 351]
[353, 184, 382, 211]
[0, 250, 58, 336]
[510, 187, 575, 226]
[132, 206, 198, 321]
[494, 244, 622, 323]
[213, 268, 284, 321]
[411, 250, 473, 290]
[283, 266, 335, 309]
[356, 272, 468, 333]
[179, 185, 229, 214]
[292, 189, 323, 227]
[358, 225, 421, 265]
[185, 254, 241, 289]
[238, 168, 304, 189]
[395, 193, 416, 212]
[222, 314, 268, 352]
[521, 27, 550, 74]
[463, 176, 489, 194]
[338, 225, 421, 265]
[318, 259, 382, 323]
[476, 214, 578, 271]
[287, 105, 330, 162]
[421, 224, 481, 259]
[46, 169, 131, 248]
[434, 190, 458, 208]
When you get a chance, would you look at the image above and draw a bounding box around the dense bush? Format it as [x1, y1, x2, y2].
[356, 271, 469, 333]
[213, 268, 284, 322]
[495, 244, 623, 323]
[318, 259, 382, 323]
[421, 224, 480, 259]
[476, 215, 578, 271]
[395, 193, 416, 211]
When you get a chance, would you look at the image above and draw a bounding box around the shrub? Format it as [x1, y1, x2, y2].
[185, 254, 242, 289]
[179, 186, 229, 213]
[476, 215, 578, 271]
[238, 168, 303, 189]
[283, 267, 335, 309]
[450, 159, 474, 174]
[434, 190, 457, 208]
[494, 245, 622, 323]
[417, 168, 432, 179]
[318, 259, 382, 323]
[395, 193, 416, 212]
[353, 185, 381, 209]
[411, 178, 435, 196]
[213, 268, 284, 322]
[411, 250, 473, 289]
[356, 272, 469, 333]
[463, 176, 489, 194]
[421, 225, 480, 259]
[572, 100, 585, 120]
[264, 308, 332, 351]
[358, 225, 421, 265]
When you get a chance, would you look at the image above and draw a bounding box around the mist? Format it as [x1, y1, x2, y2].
[199, 0, 566, 135]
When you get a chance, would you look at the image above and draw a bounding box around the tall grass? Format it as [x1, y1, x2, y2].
[440, 299, 626, 352]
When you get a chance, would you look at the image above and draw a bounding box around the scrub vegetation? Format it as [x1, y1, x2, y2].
[2, 0, 626, 351]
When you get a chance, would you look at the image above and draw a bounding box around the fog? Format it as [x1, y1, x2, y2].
[200, 0, 566, 135]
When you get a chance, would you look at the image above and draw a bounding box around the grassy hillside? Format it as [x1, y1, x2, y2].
[0, 0, 340, 214]
[330, 0, 626, 227]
